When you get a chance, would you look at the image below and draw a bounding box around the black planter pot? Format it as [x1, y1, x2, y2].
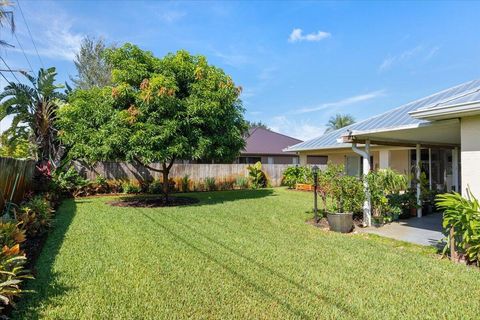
[327, 213, 354, 233]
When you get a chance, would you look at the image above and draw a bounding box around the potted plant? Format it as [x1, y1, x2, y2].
[324, 165, 364, 233]
[390, 205, 402, 221]
[405, 189, 421, 216]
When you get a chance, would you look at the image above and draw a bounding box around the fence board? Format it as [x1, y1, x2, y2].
[0, 157, 35, 210]
[73, 162, 319, 187]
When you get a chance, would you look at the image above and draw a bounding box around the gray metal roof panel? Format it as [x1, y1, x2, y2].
[286, 79, 480, 151]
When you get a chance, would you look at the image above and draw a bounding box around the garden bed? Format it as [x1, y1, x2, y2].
[295, 183, 314, 191]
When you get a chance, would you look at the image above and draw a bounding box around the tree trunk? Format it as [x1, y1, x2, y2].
[162, 163, 169, 203]
[133, 156, 175, 203]
[450, 226, 457, 262]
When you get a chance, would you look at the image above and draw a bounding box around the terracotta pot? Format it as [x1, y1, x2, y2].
[410, 207, 417, 217]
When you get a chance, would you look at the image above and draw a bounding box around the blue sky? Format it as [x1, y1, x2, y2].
[2, 0, 480, 140]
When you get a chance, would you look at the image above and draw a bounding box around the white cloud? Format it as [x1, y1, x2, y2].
[288, 28, 331, 43]
[156, 10, 186, 23]
[211, 49, 249, 68]
[268, 116, 325, 141]
[296, 90, 385, 114]
[13, 9, 83, 61]
[424, 46, 440, 61]
[379, 45, 440, 72]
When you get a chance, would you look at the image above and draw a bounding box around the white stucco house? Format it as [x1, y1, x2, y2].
[285, 79, 480, 226]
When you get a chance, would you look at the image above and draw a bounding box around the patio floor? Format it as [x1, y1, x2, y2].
[356, 212, 445, 247]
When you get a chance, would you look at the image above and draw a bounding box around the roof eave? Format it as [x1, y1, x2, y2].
[409, 101, 480, 120]
[283, 144, 352, 152]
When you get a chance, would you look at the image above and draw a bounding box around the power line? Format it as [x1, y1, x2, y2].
[0, 55, 20, 83]
[4, 15, 33, 72]
[0, 70, 10, 84]
[16, 0, 44, 68]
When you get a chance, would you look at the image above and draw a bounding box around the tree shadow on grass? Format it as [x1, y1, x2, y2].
[12, 199, 78, 320]
[142, 211, 362, 319]
[110, 189, 276, 208]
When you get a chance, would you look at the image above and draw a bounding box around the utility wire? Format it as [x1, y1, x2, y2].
[0, 55, 20, 83]
[0, 70, 10, 83]
[4, 17, 33, 72]
[16, 0, 44, 68]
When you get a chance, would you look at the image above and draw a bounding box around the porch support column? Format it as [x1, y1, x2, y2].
[416, 144, 422, 218]
[352, 140, 371, 226]
[452, 147, 459, 193]
[428, 148, 432, 190]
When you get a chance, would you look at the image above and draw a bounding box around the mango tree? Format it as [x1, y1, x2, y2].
[59, 44, 247, 201]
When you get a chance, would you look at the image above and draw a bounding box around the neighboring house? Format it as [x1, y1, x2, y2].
[285, 79, 480, 224]
[236, 127, 303, 164]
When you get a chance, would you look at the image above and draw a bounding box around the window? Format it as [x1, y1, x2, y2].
[267, 157, 274, 164]
[238, 156, 261, 164]
[306, 156, 328, 164]
[346, 155, 361, 177]
[292, 157, 299, 165]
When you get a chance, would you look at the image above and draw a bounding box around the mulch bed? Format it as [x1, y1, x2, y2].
[306, 216, 365, 232]
[306, 217, 331, 230]
[107, 196, 199, 208]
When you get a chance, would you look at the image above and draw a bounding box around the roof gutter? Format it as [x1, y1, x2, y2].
[409, 101, 480, 120]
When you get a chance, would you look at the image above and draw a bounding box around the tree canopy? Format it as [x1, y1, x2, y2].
[0, 67, 65, 161]
[325, 113, 355, 133]
[246, 120, 269, 130]
[71, 36, 113, 89]
[59, 44, 248, 198]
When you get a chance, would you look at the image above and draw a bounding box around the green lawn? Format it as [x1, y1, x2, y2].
[14, 188, 480, 319]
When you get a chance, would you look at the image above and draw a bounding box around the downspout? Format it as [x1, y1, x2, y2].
[416, 144, 422, 218]
[352, 140, 371, 226]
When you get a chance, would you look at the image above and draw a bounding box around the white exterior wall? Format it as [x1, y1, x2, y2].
[461, 116, 480, 198]
[298, 148, 407, 172]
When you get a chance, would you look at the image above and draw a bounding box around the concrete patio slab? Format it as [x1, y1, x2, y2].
[356, 212, 445, 247]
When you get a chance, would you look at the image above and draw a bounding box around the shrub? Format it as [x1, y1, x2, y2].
[51, 167, 89, 196]
[17, 195, 54, 238]
[282, 166, 312, 188]
[181, 175, 190, 192]
[122, 182, 141, 194]
[339, 175, 364, 213]
[205, 177, 217, 191]
[247, 162, 267, 189]
[107, 181, 123, 194]
[317, 162, 344, 212]
[0, 222, 26, 248]
[234, 176, 249, 189]
[436, 190, 480, 265]
[148, 180, 163, 194]
[0, 244, 33, 310]
[366, 169, 408, 218]
[88, 175, 110, 194]
[218, 180, 234, 191]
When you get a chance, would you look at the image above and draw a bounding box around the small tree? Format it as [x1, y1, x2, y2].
[71, 36, 113, 89]
[0, 67, 65, 162]
[59, 44, 248, 202]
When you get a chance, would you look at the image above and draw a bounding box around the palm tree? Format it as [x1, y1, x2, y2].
[325, 113, 355, 133]
[0, 67, 65, 162]
[0, 1, 15, 48]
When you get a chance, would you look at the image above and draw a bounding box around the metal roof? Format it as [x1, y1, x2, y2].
[286, 79, 480, 152]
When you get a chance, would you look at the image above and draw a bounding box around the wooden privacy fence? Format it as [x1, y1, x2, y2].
[74, 162, 296, 187]
[0, 157, 35, 210]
